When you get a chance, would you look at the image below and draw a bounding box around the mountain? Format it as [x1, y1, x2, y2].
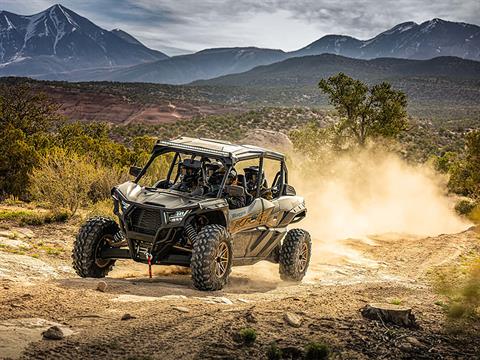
[1, 7, 479, 83]
[193, 54, 480, 87]
[104, 47, 287, 84]
[105, 18, 480, 84]
[293, 19, 480, 60]
[110, 29, 144, 46]
[0, 4, 168, 77]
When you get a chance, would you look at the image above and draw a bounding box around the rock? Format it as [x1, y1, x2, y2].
[96, 281, 107, 292]
[398, 342, 413, 351]
[172, 306, 190, 313]
[0, 318, 73, 358]
[42, 326, 64, 340]
[196, 296, 233, 305]
[405, 336, 423, 347]
[0, 237, 31, 249]
[121, 313, 136, 320]
[17, 228, 34, 239]
[360, 303, 418, 328]
[284, 312, 302, 327]
[245, 310, 257, 323]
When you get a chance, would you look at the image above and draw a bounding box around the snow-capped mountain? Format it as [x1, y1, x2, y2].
[293, 19, 480, 61]
[0, 7, 479, 83]
[0, 4, 168, 75]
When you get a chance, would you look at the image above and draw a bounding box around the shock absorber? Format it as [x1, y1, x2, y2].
[184, 223, 197, 245]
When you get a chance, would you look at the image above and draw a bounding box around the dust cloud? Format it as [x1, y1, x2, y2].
[288, 148, 471, 264]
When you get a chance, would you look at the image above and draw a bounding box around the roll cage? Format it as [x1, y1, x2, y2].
[133, 137, 289, 200]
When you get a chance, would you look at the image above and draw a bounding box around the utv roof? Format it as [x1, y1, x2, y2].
[154, 136, 285, 163]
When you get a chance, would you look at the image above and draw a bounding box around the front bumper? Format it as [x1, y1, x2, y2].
[113, 196, 193, 263]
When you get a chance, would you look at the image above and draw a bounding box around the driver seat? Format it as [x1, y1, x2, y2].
[237, 174, 253, 205]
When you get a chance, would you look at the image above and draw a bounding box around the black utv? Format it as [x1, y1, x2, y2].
[72, 137, 310, 291]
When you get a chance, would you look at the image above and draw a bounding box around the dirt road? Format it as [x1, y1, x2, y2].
[0, 223, 479, 359]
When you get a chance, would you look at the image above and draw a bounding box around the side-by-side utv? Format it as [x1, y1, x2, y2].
[72, 137, 310, 291]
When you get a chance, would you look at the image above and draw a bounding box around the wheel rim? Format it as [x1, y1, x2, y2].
[297, 241, 309, 273]
[214, 242, 229, 278]
[95, 235, 114, 268]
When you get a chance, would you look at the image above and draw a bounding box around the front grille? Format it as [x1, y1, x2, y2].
[130, 208, 163, 235]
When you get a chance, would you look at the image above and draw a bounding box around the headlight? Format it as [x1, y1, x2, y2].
[120, 200, 130, 214]
[168, 210, 190, 223]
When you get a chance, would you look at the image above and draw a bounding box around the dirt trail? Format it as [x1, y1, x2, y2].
[0, 222, 479, 359]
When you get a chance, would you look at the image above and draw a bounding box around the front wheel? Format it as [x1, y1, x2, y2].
[72, 217, 120, 278]
[279, 229, 311, 282]
[191, 224, 233, 291]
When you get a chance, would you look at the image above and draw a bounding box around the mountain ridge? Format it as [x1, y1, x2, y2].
[0, 4, 168, 75]
[0, 4, 479, 83]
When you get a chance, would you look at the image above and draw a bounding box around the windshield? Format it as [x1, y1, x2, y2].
[136, 151, 232, 198]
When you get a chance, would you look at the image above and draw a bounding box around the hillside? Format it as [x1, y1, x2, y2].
[104, 47, 288, 84]
[192, 55, 480, 119]
[194, 55, 480, 86]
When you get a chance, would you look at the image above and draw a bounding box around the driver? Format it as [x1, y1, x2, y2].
[244, 166, 272, 200]
[171, 160, 202, 194]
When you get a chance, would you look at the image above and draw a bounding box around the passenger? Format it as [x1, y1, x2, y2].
[206, 165, 246, 209]
[244, 166, 273, 200]
[224, 169, 246, 209]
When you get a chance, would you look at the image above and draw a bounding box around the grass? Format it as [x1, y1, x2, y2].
[389, 298, 403, 306]
[238, 328, 257, 345]
[0, 208, 70, 226]
[305, 342, 330, 360]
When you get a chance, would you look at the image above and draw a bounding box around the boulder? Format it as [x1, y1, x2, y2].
[42, 326, 64, 340]
[284, 312, 302, 327]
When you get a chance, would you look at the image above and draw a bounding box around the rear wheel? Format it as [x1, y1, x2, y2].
[72, 217, 120, 278]
[279, 229, 311, 282]
[191, 224, 233, 291]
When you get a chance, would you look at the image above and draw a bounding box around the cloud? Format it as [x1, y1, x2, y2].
[1, 0, 479, 55]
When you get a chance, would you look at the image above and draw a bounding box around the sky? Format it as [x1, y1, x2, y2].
[1, 0, 479, 56]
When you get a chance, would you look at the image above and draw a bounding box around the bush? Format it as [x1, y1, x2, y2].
[454, 199, 477, 216]
[266, 342, 282, 360]
[238, 328, 257, 345]
[86, 199, 115, 219]
[0, 208, 70, 226]
[305, 342, 330, 360]
[29, 149, 98, 215]
[434, 256, 480, 326]
[88, 166, 129, 203]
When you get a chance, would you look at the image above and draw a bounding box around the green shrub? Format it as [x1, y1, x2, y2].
[29, 149, 98, 215]
[18, 210, 70, 226]
[454, 199, 477, 216]
[266, 342, 282, 360]
[238, 328, 257, 345]
[434, 256, 480, 326]
[86, 199, 115, 219]
[305, 342, 330, 360]
[0, 209, 34, 221]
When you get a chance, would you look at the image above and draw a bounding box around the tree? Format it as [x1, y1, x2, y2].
[0, 84, 62, 198]
[449, 130, 480, 198]
[0, 83, 62, 135]
[318, 73, 408, 146]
